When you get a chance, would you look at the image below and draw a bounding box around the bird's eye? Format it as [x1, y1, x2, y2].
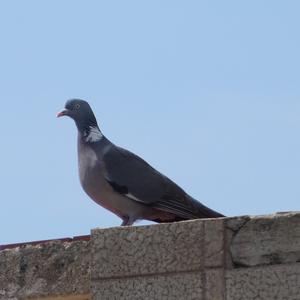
[75, 104, 80, 110]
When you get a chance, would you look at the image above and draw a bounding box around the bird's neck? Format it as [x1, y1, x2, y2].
[78, 123, 103, 143]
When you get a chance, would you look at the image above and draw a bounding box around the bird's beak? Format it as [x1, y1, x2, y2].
[57, 109, 68, 118]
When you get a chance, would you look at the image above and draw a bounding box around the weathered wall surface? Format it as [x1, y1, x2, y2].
[1, 212, 300, 300]
[0, 238, 90, 300]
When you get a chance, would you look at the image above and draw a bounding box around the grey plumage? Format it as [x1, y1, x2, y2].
[58, 99, 225, 226]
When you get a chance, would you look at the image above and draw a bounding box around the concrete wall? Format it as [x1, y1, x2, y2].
[0, 237, 90, 300]
[1, 212, 300, 299]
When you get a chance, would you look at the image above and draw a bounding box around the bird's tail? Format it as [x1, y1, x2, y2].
[153, 194, 225, 223]
[188, 195, 225, 218]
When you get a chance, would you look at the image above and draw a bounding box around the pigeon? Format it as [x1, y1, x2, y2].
[57, 99, 225, 226]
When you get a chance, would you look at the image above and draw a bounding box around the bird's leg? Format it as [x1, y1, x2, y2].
[121, 216, 129, 226]
[121, 216, 134, 226]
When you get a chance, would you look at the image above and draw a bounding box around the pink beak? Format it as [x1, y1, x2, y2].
[57, 109, 68, 118]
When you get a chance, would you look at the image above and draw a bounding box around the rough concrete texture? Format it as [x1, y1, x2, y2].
[0, 239, 90, 300]
[32, 296, 90, 300]
[230, 212, 300, 267]
[92, 270, 225, 300]
[1, 212, 300, 299]
[226, 263, 300, 300]
[91, 218, 225, 280]
[92, 272, 204, 300]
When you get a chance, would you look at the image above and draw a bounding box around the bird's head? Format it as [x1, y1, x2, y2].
[57, 99, 98, 130]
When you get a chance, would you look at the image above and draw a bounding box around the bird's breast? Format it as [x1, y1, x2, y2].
[77, 141, 149, 220]
[77, 143, 124, 216]
[78, 145, 102, 189]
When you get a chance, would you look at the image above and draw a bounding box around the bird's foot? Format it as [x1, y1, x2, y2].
[121, 216, 134, 226]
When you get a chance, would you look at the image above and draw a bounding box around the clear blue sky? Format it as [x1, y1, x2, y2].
[1, 1, 300, 244]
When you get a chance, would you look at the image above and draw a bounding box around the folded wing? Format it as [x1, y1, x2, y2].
[103, 146, 224, 219]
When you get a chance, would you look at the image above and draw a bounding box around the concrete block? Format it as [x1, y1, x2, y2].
[230, 212, 300, 267]
[0, 239, 90, 300]
[204, 218, 224, 268]
[205, 269, 224, 300]
[92, 272, 204, 300]
[226, 263, 300, 300]
[225, 215, 251, 268]
[91, 218, 225, 279]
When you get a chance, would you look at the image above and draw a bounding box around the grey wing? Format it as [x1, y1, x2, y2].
[103, 146, 207, 219]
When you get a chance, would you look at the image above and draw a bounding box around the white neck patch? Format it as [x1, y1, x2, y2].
[84, 126, 103, 143]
